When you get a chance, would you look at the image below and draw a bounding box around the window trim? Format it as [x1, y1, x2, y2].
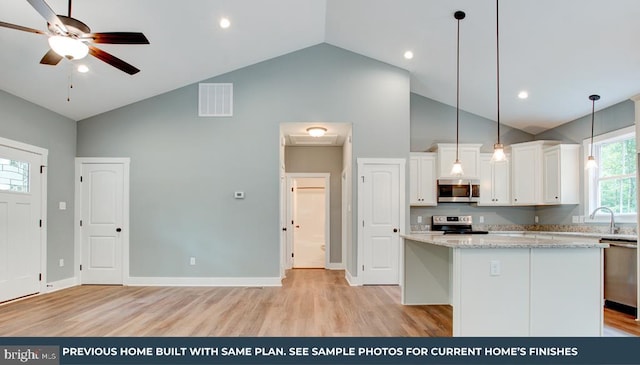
[583, 125, 636, 223]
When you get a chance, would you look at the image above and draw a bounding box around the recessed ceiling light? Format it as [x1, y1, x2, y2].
[77, 64, 89, 73]
[219, 18, 231, 29]
[404, 50, 414, 60]
[518, 91, 529, 99]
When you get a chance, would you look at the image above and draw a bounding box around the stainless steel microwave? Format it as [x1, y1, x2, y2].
[437, 179, 480, 202]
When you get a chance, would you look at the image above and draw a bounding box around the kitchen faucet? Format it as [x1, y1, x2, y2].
[589, 207, 618, 234]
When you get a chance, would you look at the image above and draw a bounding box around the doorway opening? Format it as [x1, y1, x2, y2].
[279, 123, 353, 278]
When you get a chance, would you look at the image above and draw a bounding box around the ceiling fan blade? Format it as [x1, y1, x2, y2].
[88, 45, 140, 75]
[39, 49, 63, 65]
[0, 20, 46, 35]
[83, 32, 149, 45]
[26, 0, 68, 34]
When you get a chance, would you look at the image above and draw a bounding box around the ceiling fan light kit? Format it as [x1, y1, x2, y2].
[0, 0, 149, 75]
[48, 35, 88, 59]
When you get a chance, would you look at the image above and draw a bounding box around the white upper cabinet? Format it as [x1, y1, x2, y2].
[511, 142, 544, 205]
[542, 144, 580, 205]
[409, 153, 437, 206]
[510, 140, 578, 206]
[436, 143, 482, 179]
[478, 153, 510, 206]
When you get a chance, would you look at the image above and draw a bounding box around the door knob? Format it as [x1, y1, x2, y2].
[393, 228, 398, 233]
[116, 228, 122, 232]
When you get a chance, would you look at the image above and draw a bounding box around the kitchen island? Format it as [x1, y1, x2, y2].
[402, 233, 609, 336]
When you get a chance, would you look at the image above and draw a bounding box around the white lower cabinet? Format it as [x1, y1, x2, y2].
[453, 247, 603, 336]
[478, 153, 510, 206]
[409, 153, 436, 206]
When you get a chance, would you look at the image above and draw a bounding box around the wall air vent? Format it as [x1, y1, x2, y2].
[199, 83, 233, 117]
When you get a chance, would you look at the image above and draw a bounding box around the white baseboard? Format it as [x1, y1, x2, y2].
[127, 276, 282, 287]
[45, 276, 78, 293]
[344, 269, 360, 286]
[326, 262, 345, 270]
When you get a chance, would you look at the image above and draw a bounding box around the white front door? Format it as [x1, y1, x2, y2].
[0, 143, 44, 302]
[358, 159, 405, 285]
[79, 161, 128, 284]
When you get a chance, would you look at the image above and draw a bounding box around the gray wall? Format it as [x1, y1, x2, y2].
[410, 92, 536, 225]
[534, 99, 635, 225]
[0, 90, 76, 282]
[285, 146, 343, 263]
[410, 93, 533, 153]
[77, 43, 410, 278]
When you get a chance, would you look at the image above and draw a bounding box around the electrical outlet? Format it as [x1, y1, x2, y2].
[534, 216, 539, 224]
[417, 216, 423, 224]
[490, 260, 501, 276]
[572, 216, 579, 223]
[479, 216, 485, 223]
[189, 257, 196, 265]
[59, 259, 64, 267]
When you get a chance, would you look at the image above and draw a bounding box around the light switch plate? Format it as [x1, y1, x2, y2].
[59, 202, 66, 210]
[490, 260, 501, 276]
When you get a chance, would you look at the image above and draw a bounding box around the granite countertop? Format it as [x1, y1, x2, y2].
[401, 233, 610, 249]
[488, 230, 637, 241]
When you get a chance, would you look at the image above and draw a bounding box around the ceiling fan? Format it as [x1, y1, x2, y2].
[0, 0, 149, 75]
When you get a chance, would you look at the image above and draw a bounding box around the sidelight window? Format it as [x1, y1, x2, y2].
[584, 126, 636, 221]
[0, 157, 30, 193]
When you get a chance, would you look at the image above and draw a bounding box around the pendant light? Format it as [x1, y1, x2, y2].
[491, 0, 506, 162]
[450, 10, 466, 177]
[585, 94, 600, 170]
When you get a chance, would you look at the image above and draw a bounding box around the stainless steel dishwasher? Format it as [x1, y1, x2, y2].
[602, 238, 637, 312]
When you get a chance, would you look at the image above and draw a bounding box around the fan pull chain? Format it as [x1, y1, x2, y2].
[67, 72, 73, 102]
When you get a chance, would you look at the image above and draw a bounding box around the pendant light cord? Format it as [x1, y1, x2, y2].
[456, 13, 461, 161]
[495, 0, 501, 145]
[590, 98, 595, 156]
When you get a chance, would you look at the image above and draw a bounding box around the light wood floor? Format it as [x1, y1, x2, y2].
[0, 269, 637, 337]
[0, 269, 451, 337]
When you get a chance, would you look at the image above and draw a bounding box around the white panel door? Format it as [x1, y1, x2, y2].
[0, 145, 41, 302]
[81, 163, 124, 284]
[360, 162, 401, 285]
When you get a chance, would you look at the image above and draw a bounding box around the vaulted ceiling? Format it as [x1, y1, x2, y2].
[1, 0, 639, 133]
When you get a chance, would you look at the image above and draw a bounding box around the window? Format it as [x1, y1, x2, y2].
[584, 126, 636, 222]
[0, 157, 30, 193]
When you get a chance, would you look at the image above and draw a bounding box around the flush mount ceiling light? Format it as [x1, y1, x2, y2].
[307, 127, 327, 137]
[404, 50, 414, 60]
[219, 17, 231, 29]
[450, 10, 466, 177]
[518, 90, 529, 99]
[585, 94, 600, 170]
[491, 0, 507, 163]
[48, 35, 88, 60]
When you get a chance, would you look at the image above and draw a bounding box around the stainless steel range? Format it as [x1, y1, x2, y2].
[431, 215, 488, 234]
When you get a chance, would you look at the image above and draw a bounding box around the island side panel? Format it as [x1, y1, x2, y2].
[529, 248, 603, 336]
[402, 239, 451, 305]
[453, 248, 530, 336]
